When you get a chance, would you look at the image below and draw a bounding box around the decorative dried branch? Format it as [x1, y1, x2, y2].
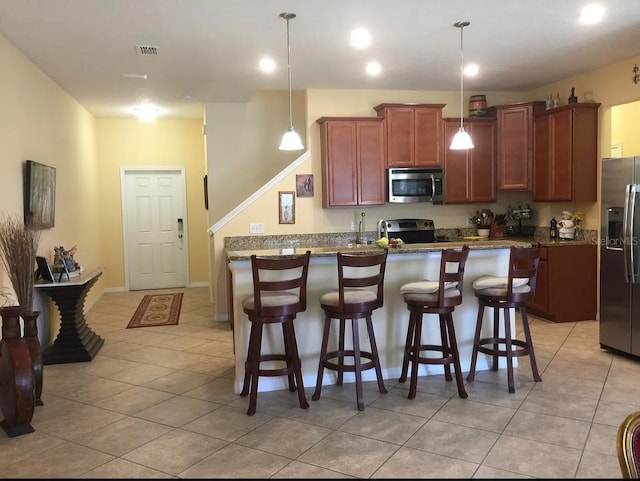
[0, 214, 41, 311]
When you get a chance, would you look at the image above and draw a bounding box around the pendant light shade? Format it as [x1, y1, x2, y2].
[450, 21, 474, 151]
[450, 127, 474, 150]
[279, 127, 303, 150]
[279, 12, 303, 151]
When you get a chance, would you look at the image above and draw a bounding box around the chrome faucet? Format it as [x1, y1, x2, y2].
[356, 212, 366, 244]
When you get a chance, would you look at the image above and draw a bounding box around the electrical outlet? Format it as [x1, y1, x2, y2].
[249, 223, 264, 234]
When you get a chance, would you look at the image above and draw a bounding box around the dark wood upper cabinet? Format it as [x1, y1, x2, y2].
[532, 103, 600, 202]
[374, 103, 445, 168]
[317, 117, 386, 208]
[443, 118, 497, 204]
[491, 101, 546, 191]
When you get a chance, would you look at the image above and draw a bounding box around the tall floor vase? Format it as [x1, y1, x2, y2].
[0, 306, 35, 437]
[21, 310, 43, 406]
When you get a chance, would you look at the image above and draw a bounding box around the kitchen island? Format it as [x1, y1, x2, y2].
[227, 239, 536, 394]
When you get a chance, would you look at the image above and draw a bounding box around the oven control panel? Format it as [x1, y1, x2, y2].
[378, 218, 435, 244]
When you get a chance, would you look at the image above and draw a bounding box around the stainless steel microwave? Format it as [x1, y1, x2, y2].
[387, 168, 444, 204]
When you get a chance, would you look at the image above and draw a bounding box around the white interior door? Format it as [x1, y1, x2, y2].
[122, 168, 188, 290]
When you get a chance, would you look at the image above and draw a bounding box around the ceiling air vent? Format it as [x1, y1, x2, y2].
[136, 45, 159, 56]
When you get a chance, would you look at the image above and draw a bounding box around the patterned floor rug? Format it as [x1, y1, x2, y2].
[126, 293, 183, 328]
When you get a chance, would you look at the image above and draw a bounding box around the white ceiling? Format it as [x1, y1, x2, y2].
[0, 0, 638, 119]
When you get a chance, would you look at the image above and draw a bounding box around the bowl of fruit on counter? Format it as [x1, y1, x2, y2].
[376, 237, 404, 248]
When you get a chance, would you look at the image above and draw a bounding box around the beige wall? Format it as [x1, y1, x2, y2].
[0, 33, 102, 344]
[96, 119, 209, 289]
[206, 90, 306, 224]
[612, 100, 640, 157]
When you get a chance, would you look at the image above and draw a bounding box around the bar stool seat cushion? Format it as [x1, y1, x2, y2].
[242, 292, 300, 310]
[473, 276, 529, 291]
[320, 288, 377, 306]
[400, 280, 458, 294]
[402, 287, 461, 303]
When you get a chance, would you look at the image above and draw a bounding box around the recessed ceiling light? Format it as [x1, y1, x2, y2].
[579, 4, 605, 25]
[122, 73, 148, 80]
[132, 104, 160, 122]
[259, 57, 276, 73]
[350, 28, 371, 48]
[366, 61, 382, 76]
[464, 64, 479, 76]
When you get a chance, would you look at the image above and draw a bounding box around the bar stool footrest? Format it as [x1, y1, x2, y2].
[406, 344, 455, 365]
[254, 353, 298, 378]
[323, 349, 375, 373]
[477, 337, 531, 358]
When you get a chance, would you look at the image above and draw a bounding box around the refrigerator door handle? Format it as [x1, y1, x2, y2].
[625, 184, 639, 283]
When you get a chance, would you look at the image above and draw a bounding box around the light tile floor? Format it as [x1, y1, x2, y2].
[1, 287, 637, 478]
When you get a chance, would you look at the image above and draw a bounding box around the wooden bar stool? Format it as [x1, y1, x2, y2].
[467, 245, 542, 393]
[240, 250, 311, 416]
[398, 245, 470, 399]
[312, 249, 388, 411]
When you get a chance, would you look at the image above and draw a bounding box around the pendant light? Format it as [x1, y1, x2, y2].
[450, 21, 474, 150]
[279, 12, 303, 151]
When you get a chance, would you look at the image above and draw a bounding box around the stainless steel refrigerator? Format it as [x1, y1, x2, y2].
[600, 156, 640, 356]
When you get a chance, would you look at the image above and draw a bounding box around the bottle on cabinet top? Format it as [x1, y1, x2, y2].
[545, 94, 554, 110]
[568, 87, 578, 104]
[553, 92, 561, 108]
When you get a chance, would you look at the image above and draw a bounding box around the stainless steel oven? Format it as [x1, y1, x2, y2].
[387, 168, 444, 204]
[377, 218, 435, 244]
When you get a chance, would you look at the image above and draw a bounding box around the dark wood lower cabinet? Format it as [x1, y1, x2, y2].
[526, 244, 597, 322]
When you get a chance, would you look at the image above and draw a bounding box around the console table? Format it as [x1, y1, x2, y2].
[35, 268, 104, 365]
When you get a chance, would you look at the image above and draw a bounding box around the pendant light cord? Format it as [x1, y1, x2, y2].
[459, 23, 465, 130]
[286, 16, 293, 129]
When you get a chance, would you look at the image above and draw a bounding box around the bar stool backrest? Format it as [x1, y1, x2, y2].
[336, 249, 388, 313]
[249, 251, 311, 318]
[437, 245, 470, 307]
[507, 246, 541, 303]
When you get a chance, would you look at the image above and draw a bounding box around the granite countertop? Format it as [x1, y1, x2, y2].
[226, 239, 534, 261]
[225, 231, 597, 261]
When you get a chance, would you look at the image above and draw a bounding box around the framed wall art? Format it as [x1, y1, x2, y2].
[203, 174, 208, 210]
[24, 160, 56, 228]
[279, 191, 295, 224]
[296, 174, 314, 197]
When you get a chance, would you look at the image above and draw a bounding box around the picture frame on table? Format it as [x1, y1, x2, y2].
[35, 256, 55, 282]
[279, 191, 295, 224]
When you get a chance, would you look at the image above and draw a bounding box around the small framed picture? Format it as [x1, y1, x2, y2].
[279, 191, 295, 224]
[35, 256, 55, 282]
[296, 174, 314, 197]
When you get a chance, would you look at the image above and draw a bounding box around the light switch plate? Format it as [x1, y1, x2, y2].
[249, 223, 264, 234]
